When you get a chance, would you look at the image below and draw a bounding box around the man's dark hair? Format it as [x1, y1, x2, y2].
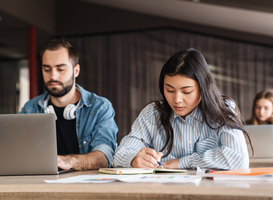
[40, 39, 79, 67]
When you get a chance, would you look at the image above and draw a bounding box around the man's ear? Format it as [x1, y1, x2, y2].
[74, 64, 80, 78]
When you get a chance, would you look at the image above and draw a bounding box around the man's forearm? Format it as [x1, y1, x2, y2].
[58, 150, 109, 170]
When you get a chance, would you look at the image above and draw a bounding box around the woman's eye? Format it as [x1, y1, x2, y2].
[184, 91, 192, 94]
[167, 90, 174, 93]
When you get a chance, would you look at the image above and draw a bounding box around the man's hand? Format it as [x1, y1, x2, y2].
[58, 155, 77, 170]
[58, 151, 108, 170]
[131, 148, 163, 168]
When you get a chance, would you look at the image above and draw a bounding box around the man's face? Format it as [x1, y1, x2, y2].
[42, 47, 78, 98]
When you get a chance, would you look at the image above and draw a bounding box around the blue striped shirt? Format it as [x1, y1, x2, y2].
[113, 103, 249, 169]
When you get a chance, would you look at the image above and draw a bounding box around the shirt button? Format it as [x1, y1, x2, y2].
[77, 124, 80, 126]
[83, 141, 86, 145]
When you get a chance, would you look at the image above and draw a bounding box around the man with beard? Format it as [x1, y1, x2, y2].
[19, 39, 118, 170]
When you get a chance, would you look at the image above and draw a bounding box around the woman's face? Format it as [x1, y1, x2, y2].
[255, 98, 273, 123]
[164, 74, 201, 118]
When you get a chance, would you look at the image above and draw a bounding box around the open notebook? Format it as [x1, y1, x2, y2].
[99, 168, 187, 175]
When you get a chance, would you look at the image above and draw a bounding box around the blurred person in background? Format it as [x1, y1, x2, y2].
[247, 90, 273, 125]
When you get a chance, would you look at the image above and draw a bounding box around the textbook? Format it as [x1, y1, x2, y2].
[98, 168, 187, 175]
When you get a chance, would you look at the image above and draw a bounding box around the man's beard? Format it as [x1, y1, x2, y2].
[44, 74, 74, 98]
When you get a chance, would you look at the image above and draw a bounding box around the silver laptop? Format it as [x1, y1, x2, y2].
[0, 113, 61, 175]
[244, 125, 273, 158]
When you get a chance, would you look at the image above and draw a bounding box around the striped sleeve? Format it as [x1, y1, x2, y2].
[179, 126, 249, 169]
[112, 104, 157, 167]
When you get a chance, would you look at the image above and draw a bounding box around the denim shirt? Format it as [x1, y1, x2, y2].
[19, 84, 118, 167]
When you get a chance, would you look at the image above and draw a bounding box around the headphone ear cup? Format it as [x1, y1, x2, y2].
[45, 105, 57, 120]
[63, 104, 77, 120]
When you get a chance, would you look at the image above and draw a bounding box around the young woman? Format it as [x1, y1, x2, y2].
[247, 90, 273, 125]
[113, 48, 251, 170]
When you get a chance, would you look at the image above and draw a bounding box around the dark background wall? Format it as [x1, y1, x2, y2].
[0, 0, 273, 143]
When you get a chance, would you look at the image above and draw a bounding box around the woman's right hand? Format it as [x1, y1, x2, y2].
[131, 148, 163, 168]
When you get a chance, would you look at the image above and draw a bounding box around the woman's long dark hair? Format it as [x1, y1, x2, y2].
[155, 48, 253, 157]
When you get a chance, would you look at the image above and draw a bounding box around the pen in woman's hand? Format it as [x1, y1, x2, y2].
[140, 138, 164, 169]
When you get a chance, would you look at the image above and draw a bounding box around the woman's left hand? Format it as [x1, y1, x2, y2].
[160, 158, 180, 169]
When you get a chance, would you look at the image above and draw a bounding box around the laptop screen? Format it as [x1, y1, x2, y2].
[0, 113, 58, 175]
[244, 125, 273, 158]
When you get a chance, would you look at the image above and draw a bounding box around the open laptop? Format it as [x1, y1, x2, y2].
[244, 124, 273, 158]
[0, 113, 70, 175]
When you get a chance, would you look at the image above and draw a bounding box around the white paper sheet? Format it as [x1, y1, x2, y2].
[118, 174, 202, 184]
[45, 174, 202, 184]
[45, 175, 128, 183]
